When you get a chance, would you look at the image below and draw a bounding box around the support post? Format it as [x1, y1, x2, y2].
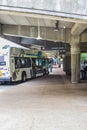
[0, 24, 2, 36]
[71, 35, 80, 83]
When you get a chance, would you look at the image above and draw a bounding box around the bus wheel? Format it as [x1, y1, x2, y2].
[22, 73, 26, 82]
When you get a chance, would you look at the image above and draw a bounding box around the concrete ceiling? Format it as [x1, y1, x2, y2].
[0, 10, 87, 57]
[0, 11, 87, 42]
[0, 13, 75, 47]
[0, 14, 74, 28]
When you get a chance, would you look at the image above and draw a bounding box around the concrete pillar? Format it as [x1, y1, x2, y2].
[0, 24, 4, 37]
[63, 52, 71, 75]
[0, 24, 1, 36]
[71, 35, 80, 83]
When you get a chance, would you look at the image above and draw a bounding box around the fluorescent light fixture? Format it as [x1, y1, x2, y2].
[54, 20, 59, 31]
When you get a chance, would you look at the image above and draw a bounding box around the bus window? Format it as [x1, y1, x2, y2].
[42, 59, 45, 66]
[21, 58, 25, 67]
[15, 57, 31, 68]
[15, 58, 21, 68]
[36, 59, 39, 66]
[39, 59, 42, 66]
[17, 59, 21, 68]
[26, 58, 31, 67]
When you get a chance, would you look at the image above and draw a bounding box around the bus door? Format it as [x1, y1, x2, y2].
[0, 50, 10, 81]
[42, 58, 49, 74]
[35, 58, 43, 77]
[31, 58, 36, 77]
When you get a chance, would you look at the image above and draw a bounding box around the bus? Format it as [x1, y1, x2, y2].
[0, 37, 49, 84]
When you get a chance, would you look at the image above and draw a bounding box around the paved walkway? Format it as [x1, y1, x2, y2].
[0, 67, 87, 130]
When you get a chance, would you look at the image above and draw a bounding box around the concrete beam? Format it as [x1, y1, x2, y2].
[0, 10, 87, 24]
[0, 24, 1, 36]
[80, 29, 87, 42]
[2, 24, 70, 43]
[1, 0, 87, 22]
[2, 24, 87, 43]
[71, 23, 87, 35]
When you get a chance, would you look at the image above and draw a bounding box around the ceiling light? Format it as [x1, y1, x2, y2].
[54, 20, 59, 31]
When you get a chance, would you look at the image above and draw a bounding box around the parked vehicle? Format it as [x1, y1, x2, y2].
[0, 37, 49, 84]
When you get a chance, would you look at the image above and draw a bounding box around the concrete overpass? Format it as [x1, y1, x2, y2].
[0, 0, 87, 83]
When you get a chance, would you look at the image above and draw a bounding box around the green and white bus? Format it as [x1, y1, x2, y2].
[0, 38, 49, 84]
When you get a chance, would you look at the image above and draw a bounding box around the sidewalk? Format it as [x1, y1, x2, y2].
[0, 68, 87, 130]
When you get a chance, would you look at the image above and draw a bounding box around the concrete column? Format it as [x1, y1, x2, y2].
[0, 24, 1, 36]
[0, 24, 4, 37]
[71, 35, 80, 83]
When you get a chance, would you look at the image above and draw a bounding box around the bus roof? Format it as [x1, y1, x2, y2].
[0, 37, 29, 50]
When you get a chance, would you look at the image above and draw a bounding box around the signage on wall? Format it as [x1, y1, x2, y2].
[41, 46, 65, 51]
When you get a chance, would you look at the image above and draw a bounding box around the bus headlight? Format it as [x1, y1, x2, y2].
[0, 70, 2, 76]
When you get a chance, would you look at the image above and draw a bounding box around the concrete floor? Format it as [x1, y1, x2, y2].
[0, 67, 87, 130]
